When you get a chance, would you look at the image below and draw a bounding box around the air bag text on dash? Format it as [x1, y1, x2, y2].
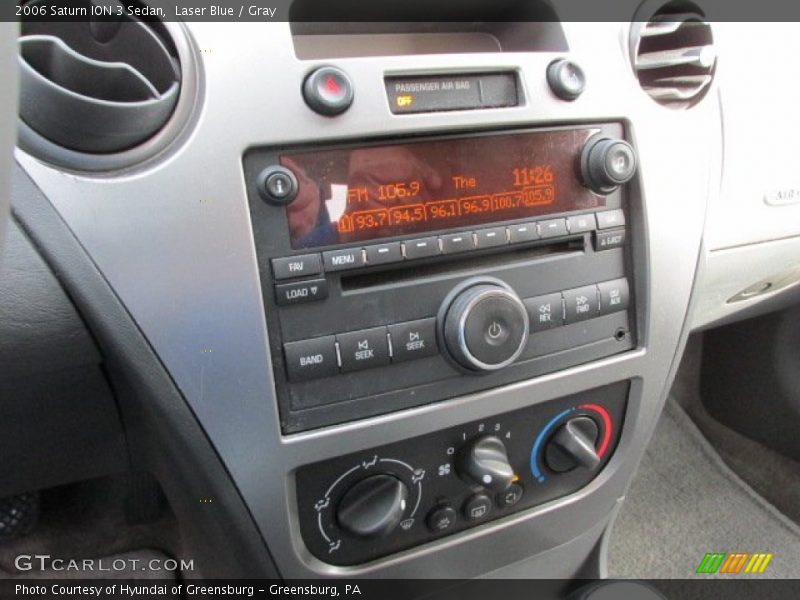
[175, 6, 278, 17]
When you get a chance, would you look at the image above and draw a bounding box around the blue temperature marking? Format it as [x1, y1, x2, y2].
[530, 408, 575, 482]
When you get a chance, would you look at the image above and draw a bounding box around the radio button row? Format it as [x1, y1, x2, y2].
[538, 218, 568, 239]
[596, 209, 625, 230]
[365, 242, 403, 265]
[337, 327, 391, 372]
[524, 293, 564, 332]
[595, 228, 626, 251]
[598, 279, 630, 315]
[563, 285, 600, 324]
[440, 233, 476, 254]
[508, 222, 540, 244]
[323, 248, 365, 271]
[388, 318, 438, 362]
[403, 237, 441, 260]
[474, 226, 508, 248]
[284, 336, 338, 382]
[567, 214, 597, 234]
[271, 253, 322, 280]
[275, 278, 328, 306]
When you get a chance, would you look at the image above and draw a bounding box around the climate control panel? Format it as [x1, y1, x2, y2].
[295, 381, 628, 565]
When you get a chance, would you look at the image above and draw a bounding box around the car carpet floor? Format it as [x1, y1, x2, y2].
[0, 476, 180, 580]
[607, 399, 800, 579]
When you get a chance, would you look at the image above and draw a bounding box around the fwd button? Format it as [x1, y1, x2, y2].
[337, 327, 390, 372]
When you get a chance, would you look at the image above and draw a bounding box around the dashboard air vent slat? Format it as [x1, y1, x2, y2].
[631, 2, 716, 109]
[17, 0, 182, 155]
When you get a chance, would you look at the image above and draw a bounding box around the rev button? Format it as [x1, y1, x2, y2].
[337, 327, 390, 372]
[275, 278, 328, 306]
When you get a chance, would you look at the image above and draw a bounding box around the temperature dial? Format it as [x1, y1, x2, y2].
[457, 435, 514, 492]
[545, 416, 601, 473]
[336, 474, 409, 539]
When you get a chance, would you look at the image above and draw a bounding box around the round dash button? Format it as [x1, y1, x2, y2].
[303, 66, 354, 116]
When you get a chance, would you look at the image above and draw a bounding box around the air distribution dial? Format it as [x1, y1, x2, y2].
[442, 282, 529, 372]
[336, 474, 409, 539]
[457, 435, 514, 492]
[581, 137, 637, 194]
[544, 416, 601, 473]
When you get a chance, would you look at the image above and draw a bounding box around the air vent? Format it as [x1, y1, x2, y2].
[17, 0, 193, 169]
[631, 2, 716, 108]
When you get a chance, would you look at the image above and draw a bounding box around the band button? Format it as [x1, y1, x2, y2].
[283, 336, 338, 382]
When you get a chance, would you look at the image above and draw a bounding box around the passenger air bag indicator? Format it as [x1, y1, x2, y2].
[385, 73, 518, 114]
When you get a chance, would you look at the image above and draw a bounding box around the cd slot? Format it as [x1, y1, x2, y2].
[340, 238, 582, 293]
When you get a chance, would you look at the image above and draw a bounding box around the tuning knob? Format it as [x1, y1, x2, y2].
[545, 417, 601, 473]
[457, 435, 514, 492]
[336, 474, 409, 539]
[581, 137, 637, 194]
[442, 282, 529, 372]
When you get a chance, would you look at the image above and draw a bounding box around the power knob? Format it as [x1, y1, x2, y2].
[336, 474, 409, 539]
[580, 137, 637, 194]
[441, 282, 529, 372]
[457, 435, 514, 492]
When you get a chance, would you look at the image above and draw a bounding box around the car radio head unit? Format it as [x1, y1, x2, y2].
[279, 128, 607, 249]
[244, 122, 638, 433]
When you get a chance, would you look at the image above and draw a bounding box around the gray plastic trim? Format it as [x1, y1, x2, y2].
[16, 22, 719, 578]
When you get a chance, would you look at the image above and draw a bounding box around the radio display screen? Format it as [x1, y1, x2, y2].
[280, 128, 606, 249]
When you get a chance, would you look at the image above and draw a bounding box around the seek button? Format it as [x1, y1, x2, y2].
[389, 318, 438, 362]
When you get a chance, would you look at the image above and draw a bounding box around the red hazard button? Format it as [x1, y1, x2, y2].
[303, 66, 354, 116]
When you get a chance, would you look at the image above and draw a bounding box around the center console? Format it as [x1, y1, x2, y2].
[246, 123, 637, 433]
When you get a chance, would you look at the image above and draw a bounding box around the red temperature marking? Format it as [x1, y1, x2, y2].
[578, 403, 613, 457]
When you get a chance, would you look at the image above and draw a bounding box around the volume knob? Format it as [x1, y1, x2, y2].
[442, 283, 529, 372]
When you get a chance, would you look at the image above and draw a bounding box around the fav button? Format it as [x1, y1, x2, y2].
[283, 336, 338, 382]
[337, 327, 391, 372]
[271, 254, 322, 281]
[388, 318, 438, 362]
[303, 66, 354, 116]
